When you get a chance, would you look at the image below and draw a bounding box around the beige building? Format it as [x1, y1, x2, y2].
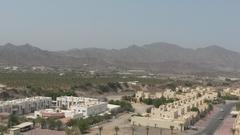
[233, 112, 240, 135]
[135, 89, 176, 102]
[132, 87, 217, 130]
[224, 88, 240, 97]
[135, 91, 151, 101]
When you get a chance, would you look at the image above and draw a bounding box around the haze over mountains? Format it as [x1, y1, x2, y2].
[0, 42, 240, 73]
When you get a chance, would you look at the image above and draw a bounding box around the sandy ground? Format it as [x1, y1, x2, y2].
[86, 113, 132, 135]
[23, 128, 65, 135]
[106, 91, 134, 101]
[86, 112, 193, 135]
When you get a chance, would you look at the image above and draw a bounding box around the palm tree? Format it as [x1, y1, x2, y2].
[98, 126, 103, 135]
[170, 125, 174, 135]
[55, 120, 63, 131]
[146, 126, 149, 135]
[131, 126, 135, 135]
[231, 128, 236, 135]
[159, 127, 163, 135]
[114, 126, 120, 135]
[39, 118, 46, 129]
[8, 114, 19, 128]
[0, 125, 7, 134]
[179, 123, 184, 132]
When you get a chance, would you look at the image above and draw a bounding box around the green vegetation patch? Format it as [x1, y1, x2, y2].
[142, 97, 176, 108]
[108, 100, 134, 112]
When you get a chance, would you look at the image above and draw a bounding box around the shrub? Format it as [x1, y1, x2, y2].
[222, 94, 239, 100]
[191, 107, 200, 112]
[109, 100, 134, 112]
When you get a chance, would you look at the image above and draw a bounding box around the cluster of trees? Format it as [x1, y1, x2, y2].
[165, 80, 198, 91]
[6, 115, 113, 134]
[0, 72, 169, 90]
[35, 117, 63, 131]
[0, 114, 30, 134]
[7, 114, 20, 127]
[108, 100, 134, 112]
[66, 115, 112, 133]
[27, 82, 124, 100]
[27, 85, 77, 100]
[141, 97, 176, 108]
[190, 107, 200, 113]
[97, 82, 122, 93]
[0, 125, 8, 133]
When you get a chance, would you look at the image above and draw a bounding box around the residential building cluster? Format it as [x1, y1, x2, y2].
[56, 96, 108, 117]
[0, 96, 52, 115]
[136, 86, 217, 100]
[0, 95, 118, 135]
[233, 112, 240, 135]
[223, 88, 240, 97]
[132, 87, 218, 130]
[0, 96, 113, 121]
[33, 96, 110, 123]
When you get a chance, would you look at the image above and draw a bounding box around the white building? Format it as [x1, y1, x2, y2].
[0, 97, 52, 115]
[56, 96, 108, 117]
[34, 108, 83, 119]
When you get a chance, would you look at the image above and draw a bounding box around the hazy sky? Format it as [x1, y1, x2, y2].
[0, 0, 240, 51]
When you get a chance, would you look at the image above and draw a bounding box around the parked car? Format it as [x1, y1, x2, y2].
[188, 126, 198, 130]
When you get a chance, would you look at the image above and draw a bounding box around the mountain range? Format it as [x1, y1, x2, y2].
[1, 42, 240, 73]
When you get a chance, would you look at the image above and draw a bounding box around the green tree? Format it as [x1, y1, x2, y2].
[191, 107, 200, 113]
[35, 117, 45, 128]
[170, 126, 174, 135]
[39, 118, 47, 129]
[217, 91, 221, 98]
[98, 126, 103, 135]
[108, 100, 134, 112]
[46, 118, 56, 130]
[8, 114, 19, 127]
[55, 120, 63, 131]
[146, 126, 149, 135]
[0, 125, 7, 133]
[131, 126, 135, 135]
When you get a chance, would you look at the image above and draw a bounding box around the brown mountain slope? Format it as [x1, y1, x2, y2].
[1, 42, 240, 72]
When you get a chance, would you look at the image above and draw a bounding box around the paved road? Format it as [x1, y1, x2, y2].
[195, 102, 236, 135]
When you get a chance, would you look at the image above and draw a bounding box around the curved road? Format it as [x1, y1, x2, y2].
[195, 102, 236, 135]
